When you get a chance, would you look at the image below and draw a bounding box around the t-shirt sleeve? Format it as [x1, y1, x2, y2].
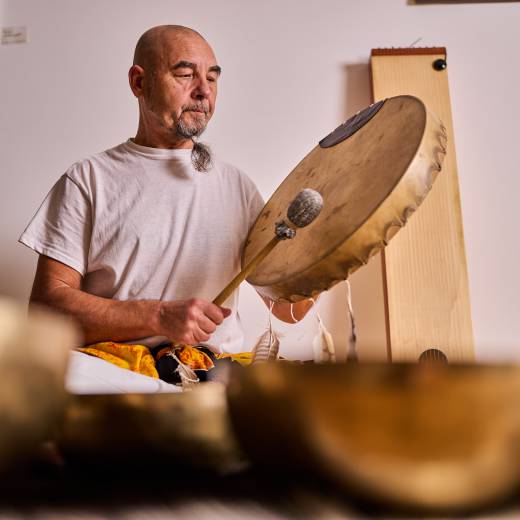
[248, 185, 265, 227]
[18, 173, 92, 276]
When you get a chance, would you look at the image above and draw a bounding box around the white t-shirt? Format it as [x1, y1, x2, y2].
[19, 140, 264, 353]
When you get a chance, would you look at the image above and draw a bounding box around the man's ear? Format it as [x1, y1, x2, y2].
[128, 65, 145, 97]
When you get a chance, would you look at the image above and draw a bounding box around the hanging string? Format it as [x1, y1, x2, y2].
[345, 280, 358, 362]
[290, 297, 318, 323]
[311, 297, 336, 363]
[267, 299, 280, 360]
[290, 303, 297, 323]
[251, 299, 280, 362]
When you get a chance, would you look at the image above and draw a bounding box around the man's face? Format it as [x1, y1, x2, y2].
[142, 33, 220, 142]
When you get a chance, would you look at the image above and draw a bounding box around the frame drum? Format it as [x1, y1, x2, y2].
[243, 95, 447, 302]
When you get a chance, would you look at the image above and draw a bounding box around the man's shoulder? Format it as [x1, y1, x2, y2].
[211, 157, 264, 210]
[65, 142, 130, 184]
[212, 156, 256, 187]
[211, 155, 241, 174]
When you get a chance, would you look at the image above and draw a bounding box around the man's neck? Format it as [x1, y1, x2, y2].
[133, 125, 193, 150]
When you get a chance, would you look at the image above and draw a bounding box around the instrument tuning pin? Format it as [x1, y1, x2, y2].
[433, 58, 447, 71]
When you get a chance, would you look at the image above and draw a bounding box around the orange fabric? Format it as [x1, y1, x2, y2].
[155, 344, 215, 370]
[155, 344, 252, 368]
[177, 345, 214, 370]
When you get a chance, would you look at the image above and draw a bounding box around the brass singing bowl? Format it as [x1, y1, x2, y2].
[58, 382, 244, 472]
[227, 362, 520, 512]
[0, 298, 78, 475]
[55, 361, 520, 513]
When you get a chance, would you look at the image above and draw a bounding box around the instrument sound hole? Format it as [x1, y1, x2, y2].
[419, 348, 448, 364]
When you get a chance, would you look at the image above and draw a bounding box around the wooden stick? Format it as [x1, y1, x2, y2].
[213, 189, 323, 307]
[213, 236, 280, 306]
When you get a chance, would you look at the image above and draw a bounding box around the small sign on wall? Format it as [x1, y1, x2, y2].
[412, 1, 519, 3]
[1, 27, 27, 45]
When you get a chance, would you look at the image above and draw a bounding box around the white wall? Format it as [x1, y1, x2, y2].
[1, 0, 519, 361]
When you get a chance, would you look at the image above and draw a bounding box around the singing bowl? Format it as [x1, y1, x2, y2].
[227, 362, 520, 512]
[57, 382, 244, 472]
[0, 298, 78, 475]
[54, 361, 520, 513]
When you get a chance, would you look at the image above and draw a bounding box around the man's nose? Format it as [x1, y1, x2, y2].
[193, 75, 211, 99]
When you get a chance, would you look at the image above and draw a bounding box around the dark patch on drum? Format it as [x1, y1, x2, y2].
[319, 100, 385, 148]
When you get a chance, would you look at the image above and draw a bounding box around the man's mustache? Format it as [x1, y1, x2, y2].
[181, 104, 209, 115]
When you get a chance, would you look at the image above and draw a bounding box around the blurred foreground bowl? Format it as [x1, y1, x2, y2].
[227, 362, 520, 513]
[0, 298, 79, 475]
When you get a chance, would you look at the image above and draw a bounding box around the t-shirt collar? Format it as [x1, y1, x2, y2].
[124, 139, 193, 161]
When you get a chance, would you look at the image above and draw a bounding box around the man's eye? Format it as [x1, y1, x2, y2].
[207, 76, 217, 83]
[176, 73, 193, 79]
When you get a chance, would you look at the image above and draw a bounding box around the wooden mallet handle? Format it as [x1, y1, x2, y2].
[213, 189, 323, 306]
[213, 235, 280, 306]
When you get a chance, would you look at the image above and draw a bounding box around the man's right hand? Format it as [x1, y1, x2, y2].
[155, 298, 231, 345]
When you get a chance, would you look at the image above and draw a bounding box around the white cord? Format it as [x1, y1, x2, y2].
[290, 303, 297, 323]
[345, 280, 358, 362]
[290, 297, 317, 323]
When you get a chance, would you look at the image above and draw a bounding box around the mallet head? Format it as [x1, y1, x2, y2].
[287, 188, 323, 228]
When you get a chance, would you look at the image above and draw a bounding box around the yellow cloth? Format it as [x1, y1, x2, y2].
[77, 341, 253, 380]
[217, 352, 253, 366]
[77, 341, 159, 379]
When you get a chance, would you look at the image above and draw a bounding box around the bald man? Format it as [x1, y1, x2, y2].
[19, 25, 312, 355]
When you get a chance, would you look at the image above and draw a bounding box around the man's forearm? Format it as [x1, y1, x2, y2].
[31, 285, 161, 345]
[30, 255, 230, 346]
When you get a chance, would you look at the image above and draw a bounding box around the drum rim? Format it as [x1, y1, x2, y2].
[244, 95, 429, 290]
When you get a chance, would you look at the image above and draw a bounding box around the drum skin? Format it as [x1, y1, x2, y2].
[243, 95, 447, 302]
